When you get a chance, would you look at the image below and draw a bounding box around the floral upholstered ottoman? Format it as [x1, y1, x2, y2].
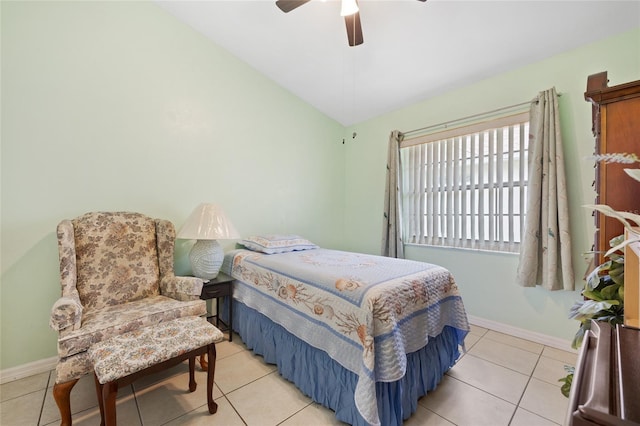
[88, 316, 224, 426]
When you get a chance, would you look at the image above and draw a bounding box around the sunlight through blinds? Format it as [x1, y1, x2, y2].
[400, 112, 529, 252]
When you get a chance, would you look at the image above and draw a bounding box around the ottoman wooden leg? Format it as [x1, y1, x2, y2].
[207, 343, 218, 414]
[102, 381, 119, 426]
[93, 374, 105, 426]
[188, 357, 197, 392]
[199, 354, 208, 371]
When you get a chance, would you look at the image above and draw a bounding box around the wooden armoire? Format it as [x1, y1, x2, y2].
[567, 72, 640, 426]
[584, 72, 640, 266]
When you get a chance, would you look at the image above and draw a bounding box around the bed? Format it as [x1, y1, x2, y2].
[220, 236, 469, 426]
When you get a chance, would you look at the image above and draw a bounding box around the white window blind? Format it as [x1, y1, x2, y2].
[400, 112, 529, 253]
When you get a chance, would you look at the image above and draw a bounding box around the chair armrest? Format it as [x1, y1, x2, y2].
[160, 276, 204, 301]
[49, 296, 83, 332]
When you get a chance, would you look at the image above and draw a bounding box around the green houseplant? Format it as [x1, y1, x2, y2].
[569, 235, 625, 348]
[560, 153, 640, 397]
[559, 235, 625, 397]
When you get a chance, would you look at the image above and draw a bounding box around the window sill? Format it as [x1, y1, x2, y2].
[404, 242, 520, 256]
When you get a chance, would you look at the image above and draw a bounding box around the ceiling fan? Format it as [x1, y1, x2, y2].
[275, 0, 426, 47]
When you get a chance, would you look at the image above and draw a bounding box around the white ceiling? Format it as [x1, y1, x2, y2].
[156, 0, 640, 126]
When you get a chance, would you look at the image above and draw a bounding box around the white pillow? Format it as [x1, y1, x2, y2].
[240, 234, 318, 254]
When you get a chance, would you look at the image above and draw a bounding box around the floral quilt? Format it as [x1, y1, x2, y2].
[225, 248, 469, 425]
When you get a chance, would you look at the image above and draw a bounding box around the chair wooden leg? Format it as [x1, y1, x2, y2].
[207, 343, 218, 414]
[53, 379, 78, 426]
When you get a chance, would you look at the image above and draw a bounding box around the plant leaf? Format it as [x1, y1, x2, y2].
[585, 260, 612, 291]
[576, 298, 617, 314]
[609, 269, 625, 287]
[585, 272, 601, 292]
[624, 168, 640, 183]
[581, 290, 604, 302]
[572, 325, 587, 349]
[585, 204, 640, 229]
[618, 286, 624, 301]
[600, 283, 621, 301]
[609, 234, 626, 249]
[568, 300, 587, 320]
[605, 236, 640, 258]
[560, 373, 573, 398]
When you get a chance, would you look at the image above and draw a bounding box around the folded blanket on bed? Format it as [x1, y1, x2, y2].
[223, 248, 469, 426]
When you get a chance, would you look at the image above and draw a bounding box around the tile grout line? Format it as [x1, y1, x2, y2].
[132, 383, 144, 426]
[36, 371, 53, 426]
[224, 394, 249, 426]
[275, 400, 315, 425]
[458, 351, 533, 378]
[507, 351, 541, 425]
[507, 349, 564, 426]
[217, 355, 278, 395]
[482, 335, 546, 356]
[449, 335, 565, 425]
[444, 373, 519, 412]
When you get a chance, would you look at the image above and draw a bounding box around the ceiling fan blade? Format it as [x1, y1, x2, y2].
[275, 0, 311, 13]
[344, 12, 363, 46]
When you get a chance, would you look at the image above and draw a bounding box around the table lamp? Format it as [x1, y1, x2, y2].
[177, 203, 240, 280]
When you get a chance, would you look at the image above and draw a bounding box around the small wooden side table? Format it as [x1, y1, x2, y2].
[200, 272, 234, 342]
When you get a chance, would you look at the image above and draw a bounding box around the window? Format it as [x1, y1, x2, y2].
[400, 112, 529, 253]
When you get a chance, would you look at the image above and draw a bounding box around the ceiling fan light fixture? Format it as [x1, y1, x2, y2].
[340, 0, 359, 16]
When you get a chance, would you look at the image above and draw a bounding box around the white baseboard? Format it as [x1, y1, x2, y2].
[468, 315, 576, 353]
[0, 356, 57, 385]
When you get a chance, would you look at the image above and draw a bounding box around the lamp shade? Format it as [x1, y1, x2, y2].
[177, 203, 240, 240]
[340, 0, 359, 16]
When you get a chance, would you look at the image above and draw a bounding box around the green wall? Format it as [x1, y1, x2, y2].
[0, 1, 345, 370]
[342, 28, 640, 341]
[1, 0, 638, 373]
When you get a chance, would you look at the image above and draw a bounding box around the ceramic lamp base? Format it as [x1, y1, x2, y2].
[189, 239, 223, 280]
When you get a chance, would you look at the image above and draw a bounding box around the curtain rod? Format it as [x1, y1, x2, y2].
[401, 94, 560, 138]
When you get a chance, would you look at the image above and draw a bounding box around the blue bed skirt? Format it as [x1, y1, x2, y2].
[230, 299, 463, 426]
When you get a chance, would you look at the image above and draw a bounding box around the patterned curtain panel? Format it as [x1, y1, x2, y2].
[382, 130, 405, 258]
[516, 87, 575, 290]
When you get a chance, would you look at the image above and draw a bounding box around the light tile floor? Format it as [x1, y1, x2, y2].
[0, 324, 577, 425]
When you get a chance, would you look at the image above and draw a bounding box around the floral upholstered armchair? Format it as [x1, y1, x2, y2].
[49, 212, 207, 426]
